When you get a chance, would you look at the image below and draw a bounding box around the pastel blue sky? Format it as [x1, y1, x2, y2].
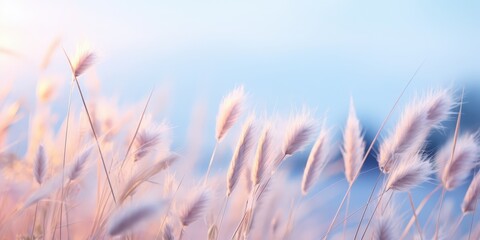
[1, 0, 480, 145]
[1, 1, 479, 216]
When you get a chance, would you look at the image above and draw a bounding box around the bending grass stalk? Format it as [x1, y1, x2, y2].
[449, 213, 465, 238]
[322, 61, 422, 240]
[281, 198, 297, 239]
[178, 227, 185, 240]
[74, 72, 117, 203]
[400, 185, 441, 239]
[342, 189, 351, 240]
[284, 174, 367, 240]
[358, 174, 390, 240]
[230, 199, 250, 240]
[434, 88, 463, 240]
[230, 153, 287, 239]
[468, 204, 476, 240]
[408, 192, 423, 240]
[303, 167, 379, 207]
[434, 188, 446, 240]
[281, 167, 379, 239]
[155, 175, 185, 240]
[246, 153, 288, 233]
[422, 191, 443, 234]
[359, 177, 396, 240]
[63, 49, 117, 204]
[58, 81, 74, 240]
[331, 193, 386, 231]
[359, 188, 391, 240]
[352, 173, 382, 240]
[119, 88, 154, 170]
[63, 182, 73, 240]
[316, 189, 392, 239]
[467, 167, 478, 240]
[89, 188, 111, 237]
[381, 190, 394, 215]
[230, 183, 262, 240]
[31, 202, 40, 238]
[215, 196, 230, 240]
[90, 157, 108, 236]
[204, 142, 218, 184]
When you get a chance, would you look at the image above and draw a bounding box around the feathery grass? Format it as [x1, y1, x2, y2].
[1, 45, 478, 240]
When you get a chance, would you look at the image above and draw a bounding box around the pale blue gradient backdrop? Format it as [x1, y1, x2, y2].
[2, 1, 480, 161]
[1, 1, 480, 228]
[2, 1, 479, 134]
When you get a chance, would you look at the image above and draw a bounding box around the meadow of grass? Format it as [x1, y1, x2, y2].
[0, 46, 479, 240]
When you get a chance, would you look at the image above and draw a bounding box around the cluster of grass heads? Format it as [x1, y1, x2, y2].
[0, 46, 479, 240]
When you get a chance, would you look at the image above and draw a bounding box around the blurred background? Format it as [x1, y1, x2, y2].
[1, 0, 480, 231]
[2, 0, 480, 162]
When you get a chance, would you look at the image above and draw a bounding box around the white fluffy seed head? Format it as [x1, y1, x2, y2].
[34, 145, 47, 184]
[215, 86, 245, 141]
[436, 133, 480, 190]
[423, 89, 455, 126]
[343, 99, 365, 184]
[208, 224, 219, 240]
[378, 105, 428, 174]
[68, 147, 93, 181]
[371, 201, 400, 240]
[301, 125, 331, 195]
[179, 190, 210, 226]
[72, 46, 96, 77]
[251, 123, 274, 186]
[386, 153, 433, 192]
[22, 173, 63, 209]
[227, 115, 256, 196]
[282, 110, 316, 156]
[378, 90, 453, 173]
[163, 221, 175, 240]
[108, 200, 160, 236]
[134, 123, 169, 161]
[462, 172, 480, 213]
[120, 154, 178, 203]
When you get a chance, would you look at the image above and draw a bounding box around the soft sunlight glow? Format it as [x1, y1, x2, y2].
[0, 2, 25, 46]
[0, 2, 480, 238]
